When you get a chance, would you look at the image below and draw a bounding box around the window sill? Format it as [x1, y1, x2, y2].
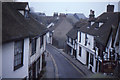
[14, 64, 23, 71]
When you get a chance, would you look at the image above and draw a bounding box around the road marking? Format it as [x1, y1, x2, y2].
[64, 57, 85, 77]
[50, 53, 59, 80]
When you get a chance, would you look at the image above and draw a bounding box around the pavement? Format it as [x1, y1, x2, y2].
[44, 44, 93, 78]
[42, 51, 55, 78]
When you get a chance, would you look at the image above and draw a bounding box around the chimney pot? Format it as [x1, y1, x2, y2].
[107, 4, 114, 12]
[89, 9, 95, 19]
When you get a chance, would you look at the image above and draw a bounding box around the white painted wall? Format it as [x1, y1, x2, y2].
[30, 37, 43, 64]
[76, 32, 86, 64]
[46, 32, 50, 44]
[40, 55, 42, 72]
[77, 46, 87, 64]
[81, 32, 85, 45]
[76, 31, 97, 72]
[30, 34, 46, 66]
[87, 34, 94, 50]
[46, 32, 52, 44]
[2, 38, 29, 78]
[88, 53, 96, 73]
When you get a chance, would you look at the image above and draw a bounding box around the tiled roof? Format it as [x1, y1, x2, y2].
[74, 13, 87, 20]
[2, 2, 47, 43]
[5, 2, 28, 10]
[78, 12, 120, 46]
[30, 12, 58, 26]
[66, 20, 87, 39]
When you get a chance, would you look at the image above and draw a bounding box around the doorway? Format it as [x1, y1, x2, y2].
[86, 51, 89, 66]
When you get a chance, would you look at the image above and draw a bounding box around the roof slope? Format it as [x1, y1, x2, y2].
[66, 20, 87, 39]
[6, 2, 28, 10]
[74, 13, 87, 20]
[2, 2, 47, 43]
[30, 12, 58, 26]
[53, 17, 73, 40]
[78, 12, 120, 46]
[66, 13, 79, 24]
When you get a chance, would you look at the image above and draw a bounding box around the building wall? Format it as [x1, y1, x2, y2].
[30, 37, 44, 64]
[53, 18, 73, 48]
[76, 32, 86, 64]
[29, 34, 46, 78]
[46, 32, 52, 44]
[46, 32, 50, 44]
[77, 46, 87, 65]
[2, 38, 29, 78]
[40, 55, 42, 72]
[88, 52, 96, 73]
[76, 31, 97, 73]
[85, 34, 96, 73]
[87, 34, 94, 50]
[81, 32, 85, 45]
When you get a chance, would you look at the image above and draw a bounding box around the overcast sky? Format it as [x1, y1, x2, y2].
[16, 0, 120, 17]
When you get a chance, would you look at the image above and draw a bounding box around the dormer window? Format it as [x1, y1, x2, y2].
[95, 22, 103, 29]
[19, 10, 24, 16]
[19, 10, 29, 18]
[24, 10, 29, 18]
[25, 5, 29, 11]
[99, 22, 103, 27]
[87, 21, 95, 28]
[95, 22, 99, 29]
[87, 22, 91, 28]
[91, 22, 94, 26]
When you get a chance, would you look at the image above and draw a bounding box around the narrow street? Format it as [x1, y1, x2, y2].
[45, 44, 85, 78]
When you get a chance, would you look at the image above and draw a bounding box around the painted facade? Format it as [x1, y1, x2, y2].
[2, 38, 29, 78]
[66, 5, 120, 74]
[2, 2, 47, 79]
[29, 35, 46, 79]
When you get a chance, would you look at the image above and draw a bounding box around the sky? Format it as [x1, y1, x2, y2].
[16, 0, 120, 17]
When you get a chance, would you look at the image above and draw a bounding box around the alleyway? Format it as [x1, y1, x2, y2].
[43, 44, 89, 78]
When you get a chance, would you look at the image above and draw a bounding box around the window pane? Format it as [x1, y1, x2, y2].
[14, 40, 23, 70]
[32, 38, 36, 55]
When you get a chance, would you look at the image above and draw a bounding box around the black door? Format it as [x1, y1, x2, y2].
[32, 62, 36, 78]
[73, 49, 76, 58]
[86, 51, 89, 66]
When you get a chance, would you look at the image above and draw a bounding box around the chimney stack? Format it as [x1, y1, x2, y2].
[89, 9, 95, 19]
[53, 12, 58, 17]
[107, 4, 114, 12]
